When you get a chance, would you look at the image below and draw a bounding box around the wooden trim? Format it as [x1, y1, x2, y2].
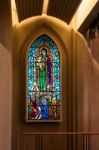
[22, 132, 99, 135]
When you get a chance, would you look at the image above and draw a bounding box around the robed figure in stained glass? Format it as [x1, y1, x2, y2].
[35, 47, 53, 92]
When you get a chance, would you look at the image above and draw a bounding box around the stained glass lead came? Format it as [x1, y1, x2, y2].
[26, 34, 61, 121]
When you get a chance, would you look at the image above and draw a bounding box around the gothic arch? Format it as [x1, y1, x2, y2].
[19, 21, 68, 122]
[17, 18, 68, 119]
[26, 34, 61, 122]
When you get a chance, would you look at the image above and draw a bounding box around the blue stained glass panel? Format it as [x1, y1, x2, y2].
[26, 34, 61, 121]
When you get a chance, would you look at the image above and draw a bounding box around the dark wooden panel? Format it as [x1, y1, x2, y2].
[63, 0, 81, 23]
[47, 0, 82, 23]
[20, 135, 36, 150]
[15, 0, 81, 23]
[15, 0, 43, 21]
[42, 135, 67, 150]
[47, 0, 68, 19]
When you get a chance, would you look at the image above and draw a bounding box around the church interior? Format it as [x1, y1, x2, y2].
[0, 0, 99, 150]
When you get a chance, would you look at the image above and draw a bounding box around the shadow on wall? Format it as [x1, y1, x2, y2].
[83, 34, 99, 150]
[0, 43, 12, 150]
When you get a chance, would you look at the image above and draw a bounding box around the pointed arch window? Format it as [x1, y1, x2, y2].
[26, 34, 61, 122]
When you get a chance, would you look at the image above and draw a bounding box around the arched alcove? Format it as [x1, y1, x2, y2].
[12, 15, 86, 150]
[19, 22, 68, 125]
[12, 15, 70, 150]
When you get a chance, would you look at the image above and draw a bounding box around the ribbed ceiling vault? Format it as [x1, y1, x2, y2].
[15, 0, 82, 23]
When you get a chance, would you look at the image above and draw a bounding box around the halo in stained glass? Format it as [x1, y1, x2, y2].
[26, 34, 61, 121]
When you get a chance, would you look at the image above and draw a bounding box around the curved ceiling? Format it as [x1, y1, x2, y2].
[15, 0, 82, 23]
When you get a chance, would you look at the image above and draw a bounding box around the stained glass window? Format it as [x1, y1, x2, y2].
[26, 34, 61, 121]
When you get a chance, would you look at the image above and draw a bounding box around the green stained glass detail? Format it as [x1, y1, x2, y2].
[39, 68, 46, 91]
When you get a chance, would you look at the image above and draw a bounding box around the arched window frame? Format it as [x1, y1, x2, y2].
[25, 34, 62, 122]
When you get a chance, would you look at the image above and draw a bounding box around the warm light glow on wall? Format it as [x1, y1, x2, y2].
[11, 0, 19, 26]
[42, 0, 49, 14]
[70, 0, 99, 30]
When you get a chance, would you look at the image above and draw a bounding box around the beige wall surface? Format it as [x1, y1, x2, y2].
[0, 43, 12, 150]
[0, 1, 12, 150]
